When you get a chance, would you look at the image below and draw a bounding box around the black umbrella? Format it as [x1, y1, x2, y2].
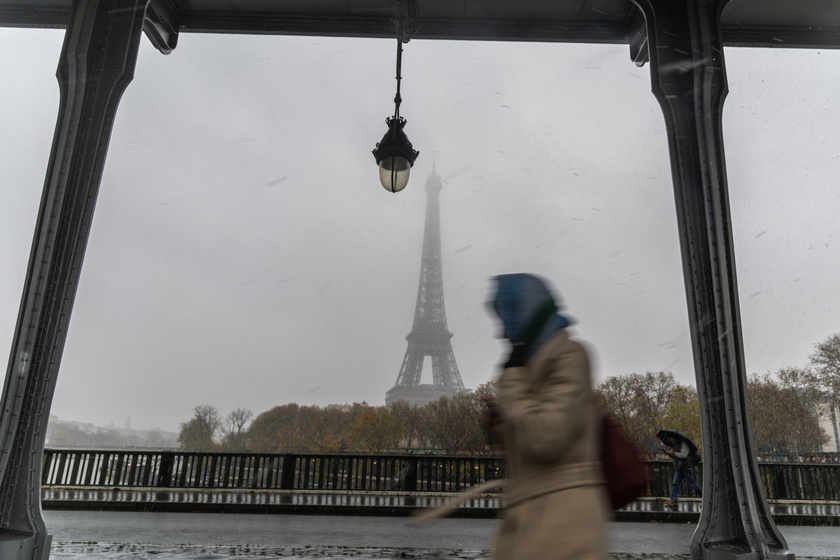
[656, 429, 698, 453]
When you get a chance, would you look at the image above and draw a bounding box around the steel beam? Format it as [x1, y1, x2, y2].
[631, 0, 793, 558]
[0, 0, 148, 558]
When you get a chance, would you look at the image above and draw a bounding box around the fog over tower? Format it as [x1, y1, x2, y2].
[385, 168, 466, 406]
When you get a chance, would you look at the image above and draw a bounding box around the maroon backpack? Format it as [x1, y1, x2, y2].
[600, 411, 650, 509]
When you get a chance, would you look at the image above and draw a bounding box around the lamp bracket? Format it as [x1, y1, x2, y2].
[393, 0, 419, 43]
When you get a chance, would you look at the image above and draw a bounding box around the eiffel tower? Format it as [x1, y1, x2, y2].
[385, 168, 467, 406]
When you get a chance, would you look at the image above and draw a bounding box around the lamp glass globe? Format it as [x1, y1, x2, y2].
[379, 156, 411, 192]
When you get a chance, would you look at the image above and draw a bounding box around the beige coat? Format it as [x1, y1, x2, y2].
[492, 329, 608, 560]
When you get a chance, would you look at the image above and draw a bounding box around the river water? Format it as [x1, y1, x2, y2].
[44, 511, 840, 559]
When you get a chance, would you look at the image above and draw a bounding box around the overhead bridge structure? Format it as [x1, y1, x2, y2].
[1, 1, 839, 559]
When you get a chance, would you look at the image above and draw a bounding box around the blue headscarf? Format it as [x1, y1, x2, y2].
[489, 273, 573, 361]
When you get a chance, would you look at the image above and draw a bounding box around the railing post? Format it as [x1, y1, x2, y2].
[360, 457, 369, 491]
[235, 455, 248, 488]
[98, 454, 111, 487]
[405, 457, 417, 492]
[40, 450, 54, 486]
[68, 453, 83, 486]
[83, 453, 97, 486]
[113, 453, 126, 486]
[280, 455, 296, 490]
[157, 452, 174, 488]
[346, 457, 356, 490]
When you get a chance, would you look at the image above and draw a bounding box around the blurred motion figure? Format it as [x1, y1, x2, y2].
[487, 273, 608, 560]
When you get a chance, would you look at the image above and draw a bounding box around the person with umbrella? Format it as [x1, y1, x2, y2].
[657, 428, 702, 505]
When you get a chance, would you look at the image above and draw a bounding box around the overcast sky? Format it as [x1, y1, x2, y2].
[1, 26, 838, 433]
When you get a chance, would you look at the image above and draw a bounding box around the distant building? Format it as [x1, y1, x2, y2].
[45, 415, 178, 449]
[387, 384, 466, 407]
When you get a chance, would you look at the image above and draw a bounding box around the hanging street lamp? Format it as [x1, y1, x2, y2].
[373, 114, 418, 193]
[372, 5, 419, 193]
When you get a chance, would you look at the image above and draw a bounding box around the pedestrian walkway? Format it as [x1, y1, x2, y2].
[621, 497, 840, 526]
[42, 488, 840, 526]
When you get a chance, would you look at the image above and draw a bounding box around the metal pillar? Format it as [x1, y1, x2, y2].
[630, 1, 793, 558]
[0, 1, 148, 558]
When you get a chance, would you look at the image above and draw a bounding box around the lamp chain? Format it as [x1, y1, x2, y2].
[394, 38, 403, 120]
[392, 0, 418, 122]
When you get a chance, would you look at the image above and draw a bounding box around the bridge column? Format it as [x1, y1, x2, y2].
[0, 1, 149, 558]
[629, 1, 792, 559]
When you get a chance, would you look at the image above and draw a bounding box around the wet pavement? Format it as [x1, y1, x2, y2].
[47, 544, 681, 559]
[44, 511, 840, 559]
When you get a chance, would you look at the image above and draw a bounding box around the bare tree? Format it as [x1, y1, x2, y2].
[220, 407, 253, 451]
[178, 404, 222, 451]
[810, 333, 840, 450]
[747, 371, 827, 455]
[596, 375, 637, 429]
[634, 371, 678, 440]
[777, 366, 828, 453]
[596, 372, 679, 453]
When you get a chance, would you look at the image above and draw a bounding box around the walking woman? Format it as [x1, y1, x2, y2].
[487, 273, 608, 560]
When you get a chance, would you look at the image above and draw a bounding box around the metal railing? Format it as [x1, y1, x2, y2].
[41, 449, 840, 501]
[41, 449, 505, 494]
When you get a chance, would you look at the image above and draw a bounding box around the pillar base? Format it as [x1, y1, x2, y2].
[0, 532, 51, 560]
[699, 541, 794, 560]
